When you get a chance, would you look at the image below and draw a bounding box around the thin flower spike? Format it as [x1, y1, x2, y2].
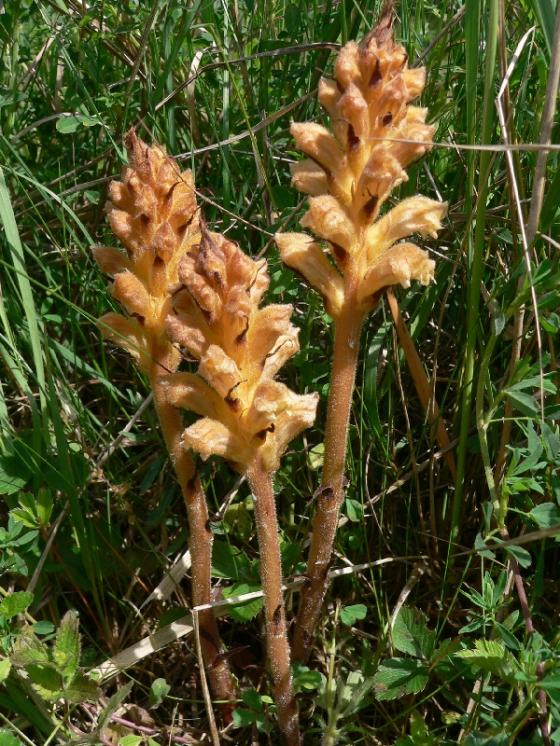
[93, 130, 236, 712]
[275, 7, 447, 662]
[165, 225, 318, 745]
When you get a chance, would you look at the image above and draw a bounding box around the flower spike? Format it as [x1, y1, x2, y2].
[276, 7, 447, 664]
[93, 130, 236, 714]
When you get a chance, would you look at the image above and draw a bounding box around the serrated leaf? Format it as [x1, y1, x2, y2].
[455, 639, 516, 677]
[392, 607, 436, 659]
[53, 610, 80, 682]
[10, 626, 49, 666]
[27, 663, 63, 699]
[373, 658, 429, 701]
[63, 673, 101, 703]
[0, 591, 33, 621]
[340, 604, 367, 626]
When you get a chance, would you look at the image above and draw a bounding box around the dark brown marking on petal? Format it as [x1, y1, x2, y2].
[171, 283, 187, 299]
[362, 193, 378, 218]
[140, 213, 150, 227]
[153, 256, 165, 270]
[225, 394, 240, 412]
[369, 58, 382, 87]
[255, 423, 275, 440]
[235, 315, 250, 344]
[331, 242, 348, 265]
[382, 112, 393, 126]
[308, 154, 332, 182]
[165, 180, 180, 203]
[347, 124, 360, 152]
[131, 312, 145, 326]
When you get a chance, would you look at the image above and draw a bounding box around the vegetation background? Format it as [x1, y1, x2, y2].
[0, 0, 559, 744]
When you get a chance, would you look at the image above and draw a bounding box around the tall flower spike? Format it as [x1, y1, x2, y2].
[93, 130, 236, 713]
[275, 8, 447, 664]
[165, 226, 318, 745]
[275, 9, 446, 317]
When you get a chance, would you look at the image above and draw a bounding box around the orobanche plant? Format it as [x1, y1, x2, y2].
[95, 132, 318, 744]
[163, 224, 318, 744]
[92, 132, 236, 708]
[275, 7, 447, 661]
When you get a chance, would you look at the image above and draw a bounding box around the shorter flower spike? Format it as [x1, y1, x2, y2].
[93, 131, 237, 713]
[165, 225, 318, 474]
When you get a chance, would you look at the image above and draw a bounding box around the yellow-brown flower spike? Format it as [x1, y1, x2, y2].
[164, 225, 319, 474]
[164, 225, 317, 745]
[94, 130, 199, 372]
[275, 9, 446, 316]
[93, 130, 237, 715]
[277, 9, 446, 666]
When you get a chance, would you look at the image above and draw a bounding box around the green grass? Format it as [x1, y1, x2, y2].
[1, 0, 560, 744]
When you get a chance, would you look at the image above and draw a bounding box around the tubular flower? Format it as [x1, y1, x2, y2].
[93, 129, 200, 374]
[275, 11, 446, 316]
[164, 226, 319, 474]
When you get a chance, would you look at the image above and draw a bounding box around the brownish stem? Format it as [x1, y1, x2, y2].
[151, 364, 236, 717]
[293, 300, 365, 663]
[246, 457, 301, 746]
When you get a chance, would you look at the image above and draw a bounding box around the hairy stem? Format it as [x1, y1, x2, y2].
[246, 457, 300, 746]
[293, 300, 364, 663]
[150, 357, 236, 716]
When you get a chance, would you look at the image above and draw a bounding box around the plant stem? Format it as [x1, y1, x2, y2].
[293, 300, 364, 663]
[246, 456, 301, 746]
[150, 355, 236, 716]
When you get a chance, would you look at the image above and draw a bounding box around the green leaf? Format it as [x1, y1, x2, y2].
[56, 113, 102, 134]
[63, 673, 100, 703]
[392, 607, 436, 659]
[0, 456, 28, 495]
[455, 639, 516, 677]
[212, 541, 254, 581]
[340, 604, 367, 626]
[293, 664, 324, 693]
[0, 731, 22, 746]
[504, 390, 539, 417]
[53, 610, 80, 682]
[0, 591, 33, 621]
[373, 658, 429, 701]
[0, 658, 11, 683]
[149, 677, 170, 708]
[344, 498, 363, 522]
[10, 627, 49, 666]
[27, 663, 63, 699]
[118, 737, 143, 746]
[96, 681, 133, 733]
[504, 544, 532, 569]
[337, 670, 375, 716]
[529, 503, 560, 529]
[222, 583, 263, 622]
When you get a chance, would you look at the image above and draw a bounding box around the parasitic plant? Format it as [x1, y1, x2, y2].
[164, 226, 318, 745]
[93, 131, 236, 710]
[275, 7, 447, 661]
